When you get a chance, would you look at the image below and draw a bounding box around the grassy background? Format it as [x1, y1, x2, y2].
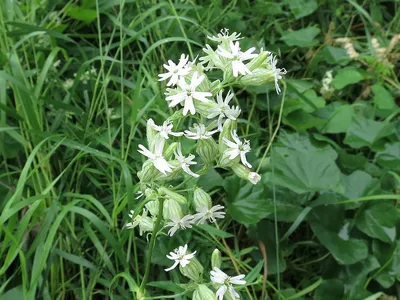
[0, 0, 399, 299]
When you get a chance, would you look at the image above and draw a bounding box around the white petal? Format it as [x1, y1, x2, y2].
[164, 260, 179, 272]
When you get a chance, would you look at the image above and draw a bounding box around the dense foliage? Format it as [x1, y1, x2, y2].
[0, 0, 399, 299]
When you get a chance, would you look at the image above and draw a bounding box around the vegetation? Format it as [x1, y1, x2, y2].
[0, 0, 399, 299]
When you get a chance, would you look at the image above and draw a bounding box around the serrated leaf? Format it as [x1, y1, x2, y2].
[224, 176, 269, 224]
[344, 115, 393, 149]
[375, 142, 400, 170]
[332, 67, 364, 89]
[356, 203, 397, 243]
[281, 27, 320, 47]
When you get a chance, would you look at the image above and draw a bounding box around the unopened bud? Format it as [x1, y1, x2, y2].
[197, 138, 219, 164]
[138, 160, 158, 183]
[247, 50, 270, 71]
[164, 142, 178, 160]
[145, 200, 159, 216]
[193, 187, 212, 210]
[218, 119, 237, 153]
[179, 258, 204, 281]
[158, 186, 188, 205]
[211, 249, 222, 269]
[195, 100, 219, 118]
[219, 151, 240, 168]
[193, 284, 217, 300]
[163, 198, 183, 220]
[231, 163, 261, 184]
[239, 68, 275, 86]
[146, 119, 158, 148]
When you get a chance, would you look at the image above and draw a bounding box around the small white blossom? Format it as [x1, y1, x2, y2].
[62, 78, 74, 90]
[184, 123, 218, 140]
[193, 204, 226, 224]
[210, 267, 246, 300]
[126, 209, 154, 236]
[158, 54, 191, 86]
[200, 44, 220, 70]
[217, 41, 257, 77]
[166, 72, 212, 116]
[223, 130, 252, 168]
[174, 143, 199, 178]
[248, 172, 261, 185]
[165, 244, 196, 272]
[207, 90, 241, 131]
[267, 55, 287, 94]
[138, 140, 174, 175]
[208, 28, 242, 43]
[148, 119, 183, 139]
[165, 214, 195, 236]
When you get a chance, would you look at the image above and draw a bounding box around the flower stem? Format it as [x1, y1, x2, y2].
[138, 198, 165, 298]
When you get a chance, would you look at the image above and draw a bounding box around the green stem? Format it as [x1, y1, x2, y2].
[138, 198, 165, 298]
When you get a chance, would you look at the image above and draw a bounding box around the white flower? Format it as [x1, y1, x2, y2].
[217, 41, 257, 77]
[158, 54, 191, 86]
[193, 204, 226, 224]
[166, 72, 212, 116]
[208, 28, 242, 43]
[138, 140, 174, 175]
[184, 123, 218, 140]
[248, 172, 261, 185]
[148, 119, 183, 139]
[126, 209, 154, 236]
[223, 130, 252, 168]
[165, 214, 195, 236]
[199, 44, 217, 70]
[165, 244, 196, 272]
[267, 55, 287, 94]
[174, 143, 199, 178]
[207, 90, 241, 131]
[210, 267, 246, 300]
[62, 78, 74, 90]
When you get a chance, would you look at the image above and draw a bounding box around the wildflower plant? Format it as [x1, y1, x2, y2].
[129, 29, 286, 299]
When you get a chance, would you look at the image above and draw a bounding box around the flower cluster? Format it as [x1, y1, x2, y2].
[128, 28, 286, 299]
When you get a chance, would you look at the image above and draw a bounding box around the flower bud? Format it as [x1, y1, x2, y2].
[193, 284, 217, 300]
[231, 163, 261, 184]
[193, 187, 212, 210]
[163, 198, 183, 220]
[195, 100, 219, 118]
[211, 249, 222, 269]
[138, 215, 154, 236]
[210, 79, 223, 94]
[144, 188, 158, 200]
[218, 151, 240, 168]
[246, 50, 270, 71]
[138, 160, 158, 183]
[158, 186, 187, 205]
[179, 258, 204, 281]
[164, 142, 178, 160]
[239, 68, 275, 86]
[146, 118, 158, 148]
[218, 119, 237, 153]
[196, 138, 219, 164]
[145, 200, 159, 216]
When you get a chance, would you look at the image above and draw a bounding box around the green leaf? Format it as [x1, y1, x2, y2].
[332, 67, 364, 89]
[284, 109, 326, 131]
[318, 104, 355, 134]
[344, 115, 393, 149]
[271, 146, 342, 194]
[375, 142, 400, 170]
[281, 27, 320, 47]
[341, 170, 379, 200]
[309, 206, 369, 265]
[356, 203, 397, 243]
[147, 281, 185, 294]
[371, 83, 396, 110]
[65, 5, 97, 22]
[372, 240, 400, 288]
[197, 224, 234, 238]
[287, 0, 318, 19]
[224, 176, 269, 224]
[314, 280, 344, 300]
[321, 46, 350, 65]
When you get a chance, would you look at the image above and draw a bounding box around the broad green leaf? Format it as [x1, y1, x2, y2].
[375, 142, 400, 170]
[321, 46, 350, 65]
[287, 0, 318, 19]
[66, 5, 97, 22]
[344, 115, 393, 149]
[318, 104, 355, 134]
[271, 147, 342, 194]
[286, 79, 313, 93]
[224, 176, 269, 224]
[281, 27, 320, 47]
[372, 240, 400, 288]
[314, 280, 344, 300]
[338, 152, 368, 170]
[332, 67, 364, 89]
[341, 170, 379, 200]
[371, 83, 395, 110]
[309, 206, 368, 265]
[284, 109, 326, 131]
[197, 168, 224, 190]
[356, 203, 397, 243]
